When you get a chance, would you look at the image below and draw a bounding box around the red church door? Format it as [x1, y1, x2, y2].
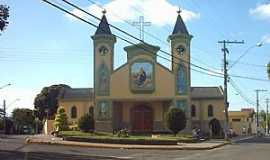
[131, 105, 153, 133]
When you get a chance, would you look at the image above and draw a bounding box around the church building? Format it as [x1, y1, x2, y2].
[58, 11, 225, 135]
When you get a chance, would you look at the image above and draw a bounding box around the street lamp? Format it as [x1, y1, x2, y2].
[0, 83, 11, 90]
[229, 42, 263, 70]
[6, 98, 20, 109]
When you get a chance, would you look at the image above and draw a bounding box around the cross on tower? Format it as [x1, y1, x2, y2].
[132, 16, 151, 41]
[177, 7, 182, 14]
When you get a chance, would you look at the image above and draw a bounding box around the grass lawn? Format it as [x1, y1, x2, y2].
[59, 131, 193, 141]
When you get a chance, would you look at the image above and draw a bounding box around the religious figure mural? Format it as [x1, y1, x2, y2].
[177, 64, 187, 94]
[98, 63, 109, 95]
[131, 62, 154, 91]
[98, 101, 110, 120]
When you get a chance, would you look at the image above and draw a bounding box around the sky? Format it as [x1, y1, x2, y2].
[0, 0, 270, 115]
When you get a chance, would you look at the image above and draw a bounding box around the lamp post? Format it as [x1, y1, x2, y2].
[2, 98, 20, 134]
[229, 43, 263, 70]
[0, 83, 11, 90]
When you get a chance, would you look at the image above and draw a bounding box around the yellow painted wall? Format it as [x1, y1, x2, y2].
[229, 111, 250, 122]
[191, 99, 225, 121]
[110, 62, 175, 100]
[94, 43, 114, 73]
[228, 111, 252, 135]
[59, 100, 94, 123]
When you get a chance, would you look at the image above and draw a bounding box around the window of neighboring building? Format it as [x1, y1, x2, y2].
[232, 118, 241, 122]
[191, 105, 196, 117]
[89, 106, 94, 116]
[71, 106, 77, 118]
[208, 105, 214, 117]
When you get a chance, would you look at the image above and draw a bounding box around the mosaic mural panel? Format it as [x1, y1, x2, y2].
[176, 64, 187, 94]
[97, 63, 109, 95]
[130, 61, 154, 92]
[97, 101, 111, 120]
[176, 100, 187, 112]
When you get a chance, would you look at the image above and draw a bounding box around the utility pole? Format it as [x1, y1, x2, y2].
[218, 40, 244, 140]
[3, 100, 6, 134]
[255, 89, 267, 135]
[266, 98, 269, 135]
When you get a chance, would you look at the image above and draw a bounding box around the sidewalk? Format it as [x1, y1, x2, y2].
[26, 135, 230, 150]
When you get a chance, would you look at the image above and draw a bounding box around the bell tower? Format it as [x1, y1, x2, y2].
[92, 10, 116, 96]
[169, 10, 192, 76]
[169, 10, 193, 131]
[91, 10, 116, 132]
[169, 10, 193, 96]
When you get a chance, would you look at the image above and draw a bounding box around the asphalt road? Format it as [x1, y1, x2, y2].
[1, 135, 270, 160]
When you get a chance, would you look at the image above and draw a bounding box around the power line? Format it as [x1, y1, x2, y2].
[85, 0, 170, 45]
[86, 0, 220, 68]
[228, 43, 263, 70]
[60, 0, 225, 76]
[218, 39, 244, 140]
[229, 74, 269, 82]
[41, 0, 270, 83]
[228, 60, 267, 68]
[229, 78, 256, 105]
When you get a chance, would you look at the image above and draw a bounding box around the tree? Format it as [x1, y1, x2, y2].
[12, 108, 35, 134]
[53, 107, 68, 131]
[165, 107, 186, 135]
[267, 62, 270, 80]
[78, 113, 94, 132]
[0, 5, 9, 32]
[34, 84, 70, 120]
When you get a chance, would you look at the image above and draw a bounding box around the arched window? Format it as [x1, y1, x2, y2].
[208, 105, 214, 117]
[89, 106, 94, 116]
[191, 105, 196, 117]
[71, 106, 77, 118]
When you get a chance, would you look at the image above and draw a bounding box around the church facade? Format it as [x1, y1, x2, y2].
[58, 11, 225, 134]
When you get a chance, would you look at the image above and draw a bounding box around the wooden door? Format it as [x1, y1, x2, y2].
[131, 105, 153, 132]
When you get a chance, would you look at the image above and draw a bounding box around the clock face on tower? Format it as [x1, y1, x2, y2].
[176, 45, 186, 56]
[98, 45, 109, 56]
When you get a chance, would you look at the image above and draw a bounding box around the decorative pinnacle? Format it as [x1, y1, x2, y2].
[102, 9, 106, 14]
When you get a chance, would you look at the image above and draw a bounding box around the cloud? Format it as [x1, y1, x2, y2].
[65, 0, 200, 26]
[261, 34, 270, 44]
[250, 3, 270, 21]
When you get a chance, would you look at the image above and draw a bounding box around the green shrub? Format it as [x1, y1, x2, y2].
[78, 113, 94, 132]
[53, 107, 69, 131]
[165, 107, 186, 135]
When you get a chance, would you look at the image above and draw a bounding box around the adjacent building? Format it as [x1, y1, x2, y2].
[229, 108, 256, 135]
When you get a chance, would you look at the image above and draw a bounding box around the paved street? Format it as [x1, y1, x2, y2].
[1, 135, 270, 160]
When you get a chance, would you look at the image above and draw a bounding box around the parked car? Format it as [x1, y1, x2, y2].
[21, 125, 32, 134]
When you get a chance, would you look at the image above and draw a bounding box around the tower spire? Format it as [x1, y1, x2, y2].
[94, 10, 112, 35]
[172, 9, 189, 35]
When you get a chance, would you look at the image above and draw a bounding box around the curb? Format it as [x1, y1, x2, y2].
[26, 138, 230, 150]
[230, 135, 256, 143]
